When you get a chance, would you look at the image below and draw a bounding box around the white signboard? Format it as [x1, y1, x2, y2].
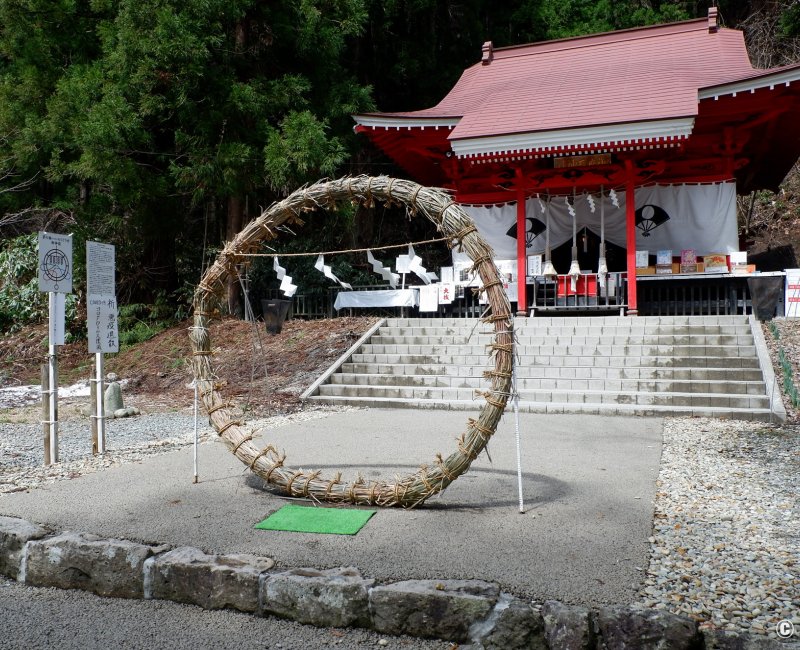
[786, 269, 800, 318]
[438, 283, 455, 304]
[88, 295, 119, 353]
[86, 241, 116, 296]
[49, 293, 66, 346]
[38, 232, 73, 293]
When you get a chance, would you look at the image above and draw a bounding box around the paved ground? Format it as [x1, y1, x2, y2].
[0, 410, 663, 606]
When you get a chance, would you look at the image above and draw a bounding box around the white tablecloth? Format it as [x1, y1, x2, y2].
[334, 289, 418, 310]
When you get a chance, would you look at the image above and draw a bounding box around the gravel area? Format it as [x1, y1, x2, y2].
[0, 406, 356, 495]
[640, 416, 799, 640]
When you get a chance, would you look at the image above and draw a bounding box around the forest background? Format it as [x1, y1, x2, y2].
[1, 0, 800, 344]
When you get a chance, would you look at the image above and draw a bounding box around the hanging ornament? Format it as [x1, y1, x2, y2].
[366, 250, 399, 288]
[609, 188, 619, 208]
[568, 189, 581, 292]
[273, 257, 298, 298]
[598, 187, 608, 288]
[537, 195, 546, 214]
[406, 245, 436, 284]
[586, 193, 595, 213]
[565, 195, 576, 218]
[542, 197, 557, 278]
[314, 254, 352, 290]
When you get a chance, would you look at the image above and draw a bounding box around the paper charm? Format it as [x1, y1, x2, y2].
[586, 193, 595, 213]
[273, 257, 298, 298]
[537, 196, 546, 213]
[565, 196, 575, 218]
[366, 250, 399, 288]
[314, 254, 352, 290]
[609, 188, 619, 208]
[406, 245, 436, 284]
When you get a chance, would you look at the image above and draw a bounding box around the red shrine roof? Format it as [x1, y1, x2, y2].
[354, 11, 800, 185]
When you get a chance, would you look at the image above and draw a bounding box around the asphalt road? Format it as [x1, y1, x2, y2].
[0, 410, 663, 606]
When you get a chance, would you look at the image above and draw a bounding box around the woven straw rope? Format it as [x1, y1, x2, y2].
[190, 176, 514, 507]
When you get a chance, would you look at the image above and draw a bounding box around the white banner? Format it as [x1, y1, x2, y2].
[461, 182, 738, 260]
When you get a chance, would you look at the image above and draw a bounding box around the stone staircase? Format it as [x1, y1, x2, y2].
[302, 315, 783, 421]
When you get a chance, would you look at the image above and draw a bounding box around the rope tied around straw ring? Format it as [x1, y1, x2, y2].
[456, 433, 480, 461]
[435, 453, 455, 482]
[484, 313, 513, 325]
[207, 402, 231, 415]
[488, 342, 514, 355]
[369, 482, 380, 504]
[484, 369, 513, 379]
[325, 473, 342, 498]
[482, 278, 503, 290]
[437, 200, 456, 223]
[249, 444, 278, 470]
[231, 433, 253, 453]
[468, 417, 495, 442]
[286, 470, 304, 495]
[417, 465, 434, 493]
[303, 470, 322, 496]
[265, 457, 285, 482]
[217, 419, 243, 436]
[474, 390, 507, 409]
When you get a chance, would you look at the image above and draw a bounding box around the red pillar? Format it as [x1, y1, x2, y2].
[515, 179, 527, 315]
[625, 160, 638, 315]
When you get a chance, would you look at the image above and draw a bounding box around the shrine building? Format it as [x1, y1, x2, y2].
[353, 8, 800, 317]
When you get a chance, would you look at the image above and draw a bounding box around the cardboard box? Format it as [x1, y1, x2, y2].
[636, 266, 656, 276]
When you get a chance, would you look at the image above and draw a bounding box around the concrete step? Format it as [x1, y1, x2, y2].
[360, 343, 756, 358]
[305, 394, 775, 422]
[316, 384, 770, 409]
[305, 315, 774, 422]
[385, 315, 751, 327]
[330, 373, 766, 395]
[371, 334, 755, 346]
[349, 353, 762, 369]
[340, 362, 765, 382]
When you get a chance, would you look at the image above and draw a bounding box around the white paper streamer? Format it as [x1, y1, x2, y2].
[366, 250, 399, 288]
[407, 245, 435, 284]
[273, 257, 298, 298]
[538, 196, 546, 214]
[609, 188, 619, 208]
[565, 196, 575, 218]
[587, 193, 595, 213]
[314, 254, 352, 290]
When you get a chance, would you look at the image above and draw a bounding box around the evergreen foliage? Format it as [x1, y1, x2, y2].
[0, 0, 798, 332]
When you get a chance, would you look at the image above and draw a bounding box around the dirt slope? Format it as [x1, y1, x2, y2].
[0, 316, 379, 416]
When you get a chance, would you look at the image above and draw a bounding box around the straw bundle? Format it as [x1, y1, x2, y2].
[190, 176, 513, 507]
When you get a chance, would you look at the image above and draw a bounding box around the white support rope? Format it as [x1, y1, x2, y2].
[238, 235, 452, 258]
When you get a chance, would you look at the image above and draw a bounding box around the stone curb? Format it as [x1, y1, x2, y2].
[0, 516, 795, 649]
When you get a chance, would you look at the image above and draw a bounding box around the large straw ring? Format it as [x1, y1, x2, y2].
[189, 176, 513, 507]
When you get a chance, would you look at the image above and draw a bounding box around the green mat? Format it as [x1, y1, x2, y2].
[255, 504, 376, 535]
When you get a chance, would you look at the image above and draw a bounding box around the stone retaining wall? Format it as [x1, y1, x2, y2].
[0, 516, 793, 649]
